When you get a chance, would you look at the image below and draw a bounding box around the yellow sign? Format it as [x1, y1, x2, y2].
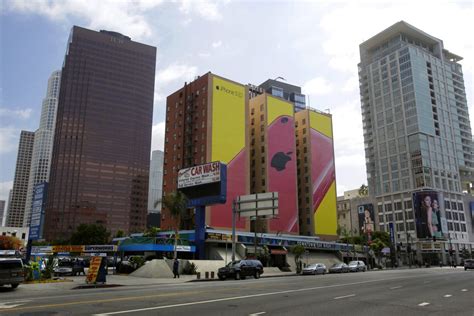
[86, 256, 103, 284]
[52, 245, 84, 253]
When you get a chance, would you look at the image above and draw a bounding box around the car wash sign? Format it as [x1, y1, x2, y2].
[177, 161, 227, 206]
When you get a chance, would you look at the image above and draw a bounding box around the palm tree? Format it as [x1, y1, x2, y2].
[358, 184, 368, 197]
[155, 191, 188, 259]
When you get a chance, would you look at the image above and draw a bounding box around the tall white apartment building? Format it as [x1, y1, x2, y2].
[359, 21, 474, 264]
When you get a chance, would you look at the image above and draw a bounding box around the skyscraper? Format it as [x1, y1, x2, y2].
[23, 70, 61, 227]
[44, 26, 156, 240]
[6, 131, 35, 227]
[148, 150, 164, 228]
[359, 21, 474, 263]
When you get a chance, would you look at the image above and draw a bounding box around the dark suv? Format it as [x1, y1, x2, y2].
[218, 259, 264, 280]
[464, 259, 474, 271]
[0, 258, 24, 289]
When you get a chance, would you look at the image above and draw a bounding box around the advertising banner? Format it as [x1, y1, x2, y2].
[413, 191, 444, 239]
[86, 256, 103, 284]
[389, 222, 395, 244]
[470, 202, 474, 232]
[358, 204, 375, 235]
[29, 182, 48, 240]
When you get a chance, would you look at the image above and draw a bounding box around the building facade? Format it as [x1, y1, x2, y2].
[23, 70, 61, 227]
[0, 200, 5, 227]
[44, 26, 156, 240]
[162, 73, 249, 232]
[259, 79, 306, 112]
[359, 21, 474, 263]
[249, 93, 299, 234]
[6, 131, 35, 227]
[295, 109, 337, 239]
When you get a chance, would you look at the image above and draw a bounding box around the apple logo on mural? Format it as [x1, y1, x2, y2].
[271, 151, 292, 171]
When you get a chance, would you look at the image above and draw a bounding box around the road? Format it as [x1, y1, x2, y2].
[0, 267, 472, 315]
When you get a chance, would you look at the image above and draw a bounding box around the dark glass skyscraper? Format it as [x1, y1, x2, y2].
[44, 26, 156, 241]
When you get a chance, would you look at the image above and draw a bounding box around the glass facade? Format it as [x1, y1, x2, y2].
[359, 22, 473, 250]
[44, 27, 156, 240]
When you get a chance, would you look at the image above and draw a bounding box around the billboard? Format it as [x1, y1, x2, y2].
[29, 182, 48, 240]
[209, 75, 247, 229]
[470, 201, 474, 232]
[177, 161, 226, 205]
[178, 162, 221, 189]
[413, 191, 444, 239]
[267, 96, 298, 233]
[358, 204, 375, 235]
[310, 111, 337, 236]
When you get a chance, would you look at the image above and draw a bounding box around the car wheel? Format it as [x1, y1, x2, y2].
[255, 271, 260, 279]
[11, 284, 19, 289]
[465, 268, 468, 271]
[235, 272, 241, 280]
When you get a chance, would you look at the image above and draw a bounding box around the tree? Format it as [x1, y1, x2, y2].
[115, 230, 125, 238]
[371, 231, 391, 246]
[70, 224, 110, 245]
[358, 184, 368, 197]
[0, 235, 23, 250]
[155, 191, 188, 259]
[143, 226, 161, 237]
[291, 244, 306, 274]
[369, 238, 387, 267]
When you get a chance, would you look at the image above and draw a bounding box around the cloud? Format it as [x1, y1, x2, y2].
[212, 40, 222, 48]
[155, 63, 198, 86]
[151, 121, 166, 151]
[302, 77, 334, 96]
[179, 0, 223, 21]
[6, 0, 166, 40]
[0, 127, 20, 154]
[0, 108, 33, 119]
[0, 181, 13, 205]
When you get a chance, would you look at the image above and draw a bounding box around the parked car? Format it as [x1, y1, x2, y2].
[329, 263, 349, 273]
[464, 259, 474, 271]
[218, 259, 264, 280]
[0, 258, 24, 289]
[302, 263, 327, 275]
[53, 260, 85, 276]
[348, 260, 366, 272]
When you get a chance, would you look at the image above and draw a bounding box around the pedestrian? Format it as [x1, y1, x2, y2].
[173, 258, 180, 278]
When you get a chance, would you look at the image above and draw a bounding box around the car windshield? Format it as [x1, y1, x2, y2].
[307, 264, 318, 268]
[348, 261, 358, 265]
[331, 263, 342, 267]
[226, 260, 240, 267]
[58, 261, 74, 267]
[0, 261, 22, 269]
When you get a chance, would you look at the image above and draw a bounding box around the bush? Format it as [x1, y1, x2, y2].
[24, 265, 34, 281]
[129, 256, 145, 269]
[183, 262, 197, 275]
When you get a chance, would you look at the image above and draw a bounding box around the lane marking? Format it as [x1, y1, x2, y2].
[390, 286, 402, 290]
[443, 294, 452, 298]
[249, 312, 266, 316]
[461, 289, 468, 292]
[5, 271, 467, 314]
[334, 294, 355, 300]
[423, 281, 431, 284]
[0, 300, 31, 309]
[418, 302, 430, 306]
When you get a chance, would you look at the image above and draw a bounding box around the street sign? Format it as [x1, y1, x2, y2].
[236, 192, 279, 217]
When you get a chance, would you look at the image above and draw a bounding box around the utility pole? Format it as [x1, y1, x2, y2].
[231, 199, 236, 262]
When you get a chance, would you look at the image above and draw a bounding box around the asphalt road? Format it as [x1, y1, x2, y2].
[1, 267, 472, 315]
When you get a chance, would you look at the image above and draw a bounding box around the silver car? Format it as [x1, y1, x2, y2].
[348, 260, 366, 272]
[329, 263, 349, 273]
[302, 263, 327, 275]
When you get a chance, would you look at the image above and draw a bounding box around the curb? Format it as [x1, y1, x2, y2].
[188, 273, 297, 282]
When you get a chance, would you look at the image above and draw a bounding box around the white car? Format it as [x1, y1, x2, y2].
[348, 260, 366, 272]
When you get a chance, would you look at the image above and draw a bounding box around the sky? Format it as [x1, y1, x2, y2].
[0, 0, 473, 204]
